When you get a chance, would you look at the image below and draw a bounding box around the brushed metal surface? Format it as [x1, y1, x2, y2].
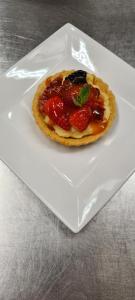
[0, 0, 135, 299]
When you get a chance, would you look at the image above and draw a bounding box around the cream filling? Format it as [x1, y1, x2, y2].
[54, 124, 93, 138]
[44, 75, 111, 138]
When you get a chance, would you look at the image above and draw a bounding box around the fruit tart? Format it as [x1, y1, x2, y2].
[32, 70, 116, 146]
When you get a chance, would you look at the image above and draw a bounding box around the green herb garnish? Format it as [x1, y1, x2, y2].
[73, 85, 91, 107]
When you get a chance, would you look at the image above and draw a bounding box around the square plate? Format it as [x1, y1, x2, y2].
[0, 23, 135, 233]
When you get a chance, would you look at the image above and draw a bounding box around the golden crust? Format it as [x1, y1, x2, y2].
[32, 70, 116, 146]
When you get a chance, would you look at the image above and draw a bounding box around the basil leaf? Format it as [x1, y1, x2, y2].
[73, 85, 91, 107]
[73, 96, 82, 107]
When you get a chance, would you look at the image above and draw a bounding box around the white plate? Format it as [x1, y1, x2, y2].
[0, 23, 135, 233]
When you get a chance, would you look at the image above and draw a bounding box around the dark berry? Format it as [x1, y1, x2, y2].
[65, 70, 87, 84]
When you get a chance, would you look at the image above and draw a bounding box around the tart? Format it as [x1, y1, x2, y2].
[32, 70, 116, 146]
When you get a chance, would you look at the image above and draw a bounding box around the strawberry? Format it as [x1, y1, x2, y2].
[57, 114, 71, 131]
[69, 107, 91, 132]
[86, 87, 100, 107]
[43, 96, 64, 122]
[43, 96, 71, 131]
[61, 80, 83, 106]
[41, 77, 63, 100]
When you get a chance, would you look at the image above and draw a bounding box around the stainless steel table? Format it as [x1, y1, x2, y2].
[0, 1, 135, 299]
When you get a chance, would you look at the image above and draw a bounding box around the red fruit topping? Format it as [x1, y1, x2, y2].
[69, 107, 92, 132]
[61, 80, 83, 106]
[89, 87, 100, 100]
[40, 77, 63, 103]
[39, 76, 105, 131]
[86, 87, 100, 107]
[43, 96, 64, 122]
[90, 95, 105, 121]
[39, 98, 46, 115]
[56, 114, 71, 131]
[39, 78, 63, 114]
[92, 105, 105, 121]
[97, 96, 104, 105]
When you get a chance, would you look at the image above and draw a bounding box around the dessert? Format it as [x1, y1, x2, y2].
[32, 70, 116, 146]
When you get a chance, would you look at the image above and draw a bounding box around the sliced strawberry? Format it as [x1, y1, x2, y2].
[69, 107, 92, 132]
[39, 78, 63, 115]
[43, 96, 64, 122]
[41, 77, 63, 100]
[56, 114, 71, 131]
[61, 80, 83, 106]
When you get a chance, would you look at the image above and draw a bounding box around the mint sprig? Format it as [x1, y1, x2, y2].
[73, 85, 91, 107]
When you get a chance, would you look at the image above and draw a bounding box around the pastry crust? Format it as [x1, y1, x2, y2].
[32, 70, 116, 146]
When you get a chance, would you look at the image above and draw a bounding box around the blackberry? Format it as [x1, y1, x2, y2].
[65, 70, 87, 84]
